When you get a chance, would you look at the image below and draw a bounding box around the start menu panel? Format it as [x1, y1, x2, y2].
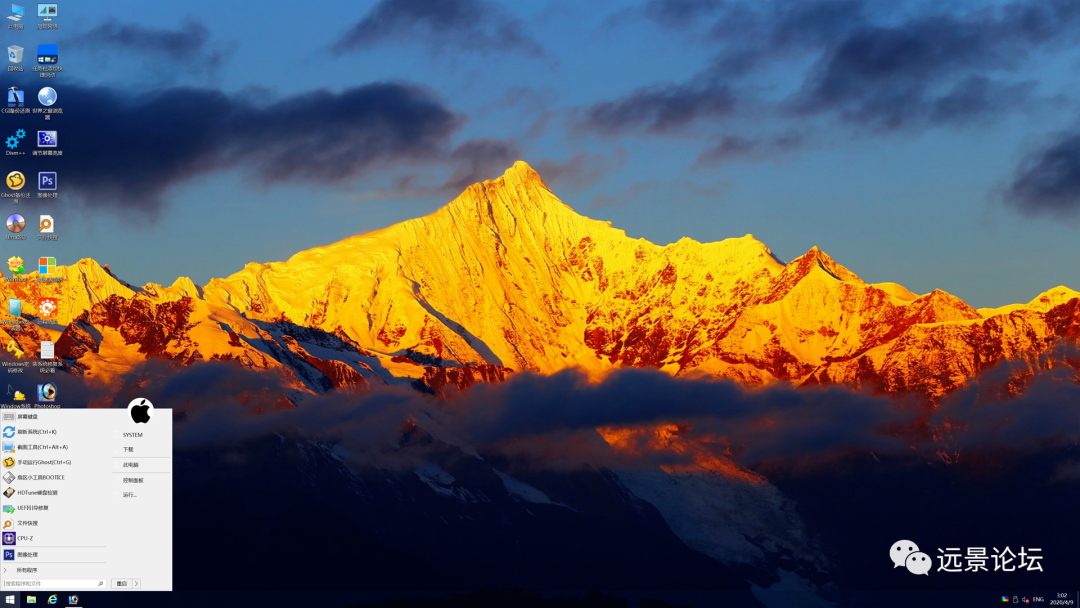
[0, 407, 172, 592]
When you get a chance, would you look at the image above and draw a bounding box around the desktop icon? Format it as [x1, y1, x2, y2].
[6, 45, 21, 64]
[5, 172, 24, 190]
[37, 172, 56, 191]
[2, 549, 12, 560]
[5, 341, 24, 359]
[38, 215, 53, 233]
[1, 442, 11, 453]
[3, 457, 13, 469]
[11, 392, 22, 402]
[36, 297, 56, 318]
[7, 299, 19, 317]
[36, 44, 56, 64]
[39, 341, 52, 359]
[4, 129, 25, 150]
[1, 531, 13, 545]
[36, 383, 54, 402]
[6, 257, 22, 274]
[37, 257, 55, 275]
[36, 131, 55, 148]
[5, 215, 23, 234]
[6, 87, 22, 107]
[36, 86, 55, 106]
[2, 427, 12, 439]
[37, 3, 54, 19]
[7, 4, 22, 21]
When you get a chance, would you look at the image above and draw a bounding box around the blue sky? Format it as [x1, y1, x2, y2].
[12, 0, 1080, 307]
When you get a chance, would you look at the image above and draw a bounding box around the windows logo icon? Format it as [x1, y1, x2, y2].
[37, 257, 55, 275]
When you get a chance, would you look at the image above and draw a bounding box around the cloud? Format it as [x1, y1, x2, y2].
[586, 0, 1080, 140]
[1003, 130, 1080, 221]
[68, 19, 232, 69]
[440, 138, 522, 195]
[579, 81, 736, 135]
[643, 0, 726, 28]
[533, 150, 627, 189]
[48, 82, 479, 217]
[791, 1, 1078, 129]
[332, 0, 543, 58]
[696, 132, 804, 163]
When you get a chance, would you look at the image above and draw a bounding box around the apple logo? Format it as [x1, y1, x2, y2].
[127, 398, 153, 424]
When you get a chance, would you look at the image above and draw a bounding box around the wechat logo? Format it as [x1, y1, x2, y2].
[891, 540, 931, 575]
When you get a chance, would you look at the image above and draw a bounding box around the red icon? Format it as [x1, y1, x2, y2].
[36, 297, 57, 318]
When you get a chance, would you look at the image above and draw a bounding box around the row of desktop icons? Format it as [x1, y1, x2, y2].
[2, 128, 56, 148]
[5, 257, 57, 275]
[4, 595, 78, 605]
[8, 296, 58, 318]
[3, 338, 52, 359]
[5, 171, 56, 191]
[7, 87, 57, 107]
[5, 44, 56, 65]
[3, 382, 55, 406]
[6, 213, 53, 233]
[6, 4, 57, 22]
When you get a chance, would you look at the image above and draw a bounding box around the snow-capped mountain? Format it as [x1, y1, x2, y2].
[2, 161, 1074, 399]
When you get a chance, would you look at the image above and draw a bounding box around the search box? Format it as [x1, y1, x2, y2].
[3, 579, 106, 589]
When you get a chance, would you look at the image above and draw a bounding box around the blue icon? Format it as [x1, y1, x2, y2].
[37, 4, 55, 20]
[7, 45, 22, 64]
[36, 131, 55, 147]
[8, 4, 23, 21]
[47, 595, 56, 605]
[1, 442, 11, 452]
[37, 86, 55, 106]
[7, 299, 19, 317]
[67, 597, 77, 606]
[2, 506, 11, 514]
[38, 172, 55, 190]
[36, 43, 56, 64]
[4, 128, 25, 150]
[6, 87, 23, 107]
[1, 427, 12, 439]
[36, 383, 54, 402]
[1, 532, 13, 546]
[2, 549, 13, 560]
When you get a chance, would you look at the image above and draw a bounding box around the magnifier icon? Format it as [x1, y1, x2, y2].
[2, 521, 9, 529]
[39, 218, 50, 231]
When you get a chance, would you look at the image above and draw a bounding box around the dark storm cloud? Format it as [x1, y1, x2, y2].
[332, 0, 543, 57]
[579, 82, 736, 135]
[68, 19, 231, 69]
[53, 82, 472, 216]
[1004, 131, 1080, 220]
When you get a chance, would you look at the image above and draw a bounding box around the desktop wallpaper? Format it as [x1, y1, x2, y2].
[2, 0, 1079, 606]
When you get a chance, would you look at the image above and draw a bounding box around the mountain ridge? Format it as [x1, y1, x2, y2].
[0, 161, 1076, 398]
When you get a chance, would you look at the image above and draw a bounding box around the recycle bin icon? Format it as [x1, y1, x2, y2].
[7, 46, 22, 64]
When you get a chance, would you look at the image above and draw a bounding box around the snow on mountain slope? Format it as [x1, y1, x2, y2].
[0, 160, 1075, 398]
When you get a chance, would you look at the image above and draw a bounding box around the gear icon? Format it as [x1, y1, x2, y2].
[14, 129, 25, 139]
[4, 136, 16, 150]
